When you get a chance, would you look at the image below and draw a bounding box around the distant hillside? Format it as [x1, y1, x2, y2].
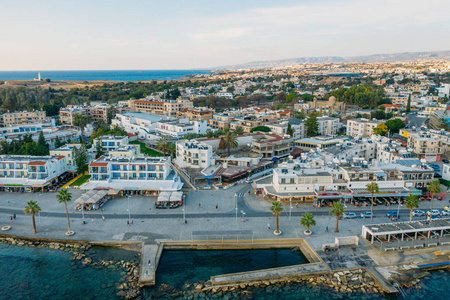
[215, 50, 450, 70]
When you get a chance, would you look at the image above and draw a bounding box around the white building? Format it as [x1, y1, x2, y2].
[50, 144, 94, 171]
[215, 92, 234, 99]
[84, 156, 183, 192]
[93, 135, 129, 153]
[347, 118, 383, 138]
[156, 118, 211, 139]
[175, 140, 215, 169]
[317, 116, 340, 136]
[112, 112, 176, 140]
[0, 155, 68, 191]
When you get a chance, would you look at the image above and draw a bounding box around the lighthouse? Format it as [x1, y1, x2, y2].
[38, 72, 41, 81]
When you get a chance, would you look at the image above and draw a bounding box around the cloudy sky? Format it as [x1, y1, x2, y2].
[1, 0, 449, 70]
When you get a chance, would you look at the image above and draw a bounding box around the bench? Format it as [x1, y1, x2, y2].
[427, 243, 438, 247]
[384, 247, 396, 251]
[440, 242, 450, 245]
[400, 246, 411, 250]
[414, 244, 424, 248]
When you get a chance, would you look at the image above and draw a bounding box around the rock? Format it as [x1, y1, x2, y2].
[195, 284, 203, 291]
[116, 291, 127, 297]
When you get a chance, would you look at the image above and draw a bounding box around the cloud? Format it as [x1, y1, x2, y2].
[190, 27, 252, 41]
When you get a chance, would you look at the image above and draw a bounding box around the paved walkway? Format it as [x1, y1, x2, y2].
[140, 244, 159, 285]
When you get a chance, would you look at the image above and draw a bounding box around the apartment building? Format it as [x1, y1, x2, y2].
[129, 98, 193, 116]
[176, 108, 214, 122]
[406, 132, 443, 162]
[251, 134, 294, 160]
[209, 112, 239, 131]
[0, 155, 68, 191]
[112, 112, 176, 140]
[0, 110, 46, 126]
[229, 114, 278, 133]
[50, 144, 94, 171]
[85, 156, 183, 192]
[175, 140, 214, 169]
[92, 135, 129, 153]
[155, 119, 210, 138]
[108, 145, 141, 157]
[317, 116, 340, 136]
[347, 118, 383, 138]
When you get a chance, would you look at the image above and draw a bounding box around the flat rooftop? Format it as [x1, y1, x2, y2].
[120, 112, 176, 123]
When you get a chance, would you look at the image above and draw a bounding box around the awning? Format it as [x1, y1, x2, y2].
[271, 157, 280, 161]
[376, 172, 386, 177]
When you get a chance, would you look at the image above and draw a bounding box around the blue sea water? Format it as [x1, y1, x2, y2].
[0, 70, 211, 81]
[1, 243, 449, 300]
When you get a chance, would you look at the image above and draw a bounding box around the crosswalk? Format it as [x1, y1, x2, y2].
[234, 192, 245, 199]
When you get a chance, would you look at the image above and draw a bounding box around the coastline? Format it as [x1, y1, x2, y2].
[2, 234, 448, 299]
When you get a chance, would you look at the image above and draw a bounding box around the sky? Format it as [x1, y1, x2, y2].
[1, 0, 450, 70]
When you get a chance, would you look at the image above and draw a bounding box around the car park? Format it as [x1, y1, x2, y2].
[386, 210, 398, 217]
[360, 211, 372, 218]
[412, 210, 425, 217]
[343, 212, 357, 219]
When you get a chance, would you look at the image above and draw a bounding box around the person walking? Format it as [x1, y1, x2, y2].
[199, 203, 201, 208]
[127, 220, 130, 226]
[102, 215, 105, 221]
[216, 204, 218, 209]
[13, 213, 16, 219]
[267, 223, 270, 230]
[326, 226, 329, 232]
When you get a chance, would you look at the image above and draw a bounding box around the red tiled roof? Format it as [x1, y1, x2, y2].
[56, 156, 65, 160]
[28, 161, 46, 166]
[90, 162, 108, 167]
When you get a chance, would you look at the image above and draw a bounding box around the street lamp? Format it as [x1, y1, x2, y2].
[397, 199, 403, 220]
[289, 194, 292, 220]
[234, 193, 238, 223]
[127, 195, 131, 224]
[35, 193, 41, 221]
[182, 208, 186, 224]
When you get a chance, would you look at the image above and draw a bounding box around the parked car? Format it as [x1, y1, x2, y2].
[386, 210, 398, 217]
[437, 196, 443, 201]
[426, 209, 440, 217]
[360, 211, 372, 218]
[244, 179, 253, 184]
[442, 209, 450, 216]
[412, 210, 425, 217]
[434, 173, 442, 178]
[343, 212, 357, 219]
[442, 159, 449, 164]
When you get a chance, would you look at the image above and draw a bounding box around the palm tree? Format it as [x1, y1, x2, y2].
[222, 131, 238, 156]
[270, 202, 283, 235]
[234, 126, 244, 135]
[166, 142, 176, 159]
[24, 200, 41, 234]
[300, 213, 316, 234]
[206, 130, 214, 138]
[427, 180, 441, 218]
[405, 194, 420, 221]
[57, 189, 73, 235]
[329, 202, 346, 233]
[366, 182, 379, 224]
[156, 137, 170, 156]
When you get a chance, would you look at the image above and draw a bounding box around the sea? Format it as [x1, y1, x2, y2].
[1, 243, 449, 300]
[0, 70, 211, 82]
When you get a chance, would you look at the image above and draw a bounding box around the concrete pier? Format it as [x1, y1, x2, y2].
[139, 243, 162, 285]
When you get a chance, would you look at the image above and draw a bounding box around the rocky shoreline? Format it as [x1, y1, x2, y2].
[0, 237, 142, 299]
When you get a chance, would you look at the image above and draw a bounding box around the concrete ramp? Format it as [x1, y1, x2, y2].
[211, 262, 328, 286]
[139, 243, 163, 285]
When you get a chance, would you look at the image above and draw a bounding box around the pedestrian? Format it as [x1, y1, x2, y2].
[102, 215, 105, 221]
[199, 203, 201, 208]
[127, 220, 130, 226]
[131, 218, 134, 225]
[91, 217, 94, 222]
[13, 213, 16, 219]
[326, 226, 328, 232]
[216, 204, 218, 209]
[267, 223, 270, 230]
[10, 216, 13, 221]
[295, 203, 298, 209]
[148, 259, 151, 265]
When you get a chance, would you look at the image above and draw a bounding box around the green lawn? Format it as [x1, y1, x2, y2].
[69, 175, 91, 187]
[131, 141, 164, 157]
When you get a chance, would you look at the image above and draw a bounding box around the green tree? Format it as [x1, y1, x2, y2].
[270, 201, 283, 235]
[156, 137, 170, 156]
[406, 94, 411, 113]
[206, 130, 214, 138]
[208, 87, 215, 94]
[95, 141, 104, 159]
[404, 194, 420, 222]
[285, 93, 298, 103]
[234, 126, 244, 135]
[385, 118, 405, 134]
[73, 144, 89, 174]
[24, 200, 41, 234]
[54, 136, 65, 148]
[300, 212, 316, 234]
[286, 123, 293, 137]
[427, 180, 441, 219]
[373, 124, 388, 136]
[250, 126, 271, 133]
[57, 189, 73, 234]
[222, 131, 238, 156]
[329, 202, 346, 233]
[167, 142, 176, 158]
[37, 131, 49, 154]
[305, 113, 319, 137]
[366, 182, 379, 224]
[226, 86, 235, 94]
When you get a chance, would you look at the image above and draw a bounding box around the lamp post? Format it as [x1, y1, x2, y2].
[289, 194, 292, 220]
[127, 195, 131, 224]
[397, 199, 402, 220]
[81, 203, 85, 224]
[35, 193, 41, 221]
[182, 208, 186, 224]
[235, 193, 238, 223]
